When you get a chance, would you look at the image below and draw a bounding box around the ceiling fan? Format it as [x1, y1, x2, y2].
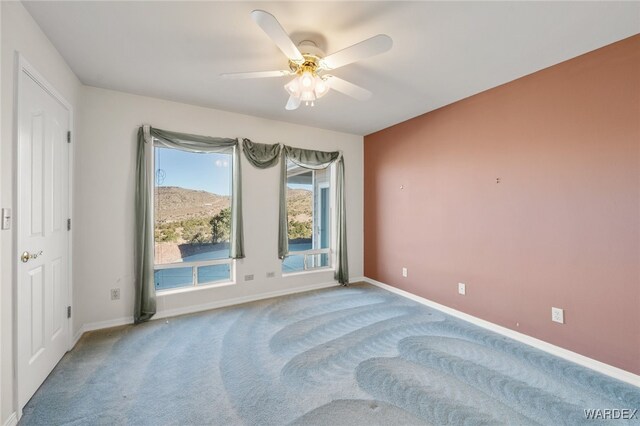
[221, 10, 393, 110]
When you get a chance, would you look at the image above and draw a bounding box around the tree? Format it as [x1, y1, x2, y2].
[211, 207, 231, 243]
[288, 219, 312, 240]
[155, 224, 178, 242]
[163, 228, 177, 242]
[189, 231, 208, 244]
[181, 217, 212, 244]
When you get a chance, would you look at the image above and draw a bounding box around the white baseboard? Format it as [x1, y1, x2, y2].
[83, 316, 134, 332]
[153, 280, 341, 320]
[71, 315, 134, 348]
[72, 327, 84, 348]
[2, 412, 17, 426]
[72, 281, 341, 344]
[364, 277, 640, 388]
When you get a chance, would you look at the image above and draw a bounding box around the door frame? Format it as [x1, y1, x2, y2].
[12, 52, 75, 416]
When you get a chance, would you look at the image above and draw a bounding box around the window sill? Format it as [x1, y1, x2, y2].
[156, 280, 236, 296]
[282, 267, 334, 278]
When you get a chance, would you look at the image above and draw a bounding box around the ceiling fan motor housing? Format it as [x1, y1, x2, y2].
[298, 40, 325, 57]
[289, 40, 326, 75]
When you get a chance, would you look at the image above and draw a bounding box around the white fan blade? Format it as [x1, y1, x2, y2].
[251, 10, 304, 62]
[285, 95, 301, 110]
[220, 70, 291, 80]
[320, 34, 392, 70]
[325, 76, 372, 101]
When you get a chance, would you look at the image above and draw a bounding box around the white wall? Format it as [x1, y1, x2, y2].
[0, 2, 81, 424]
[75, 86, 364, 333]
[0, 6, 363, 422]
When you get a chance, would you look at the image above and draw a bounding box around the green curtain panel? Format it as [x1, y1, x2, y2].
[278, 145, 349, 286]
[278, 149, 288, 260]
[242, 138, 281, 168]
[134, 127, 156, 323]
[334, 157, 349, 285]
[231, 145, 245, 259]
[134, 126, 245, 323]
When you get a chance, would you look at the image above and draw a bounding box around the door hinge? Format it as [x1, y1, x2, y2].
[67, 306, 71, 319]
[67, 218, 71, 231]
[67, 131, 71, 143]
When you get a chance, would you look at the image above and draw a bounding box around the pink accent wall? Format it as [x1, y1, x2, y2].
[364, 35, 640, 375]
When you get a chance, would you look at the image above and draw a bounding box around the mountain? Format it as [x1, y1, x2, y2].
[155, 186, 230, 223]
[155, 186, 313, 224]
[286, 188, 312, 223]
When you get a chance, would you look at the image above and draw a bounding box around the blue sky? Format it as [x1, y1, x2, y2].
[155, 148, 314, 195]
[155, 148, 231, 195]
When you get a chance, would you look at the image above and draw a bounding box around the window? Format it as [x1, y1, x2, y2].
[153, 147, 234, 290]
[282, 161, 333, 274]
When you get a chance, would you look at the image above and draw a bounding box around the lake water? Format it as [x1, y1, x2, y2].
[155, 242, 313, 290]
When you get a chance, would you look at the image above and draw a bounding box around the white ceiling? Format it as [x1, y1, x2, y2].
[23, 1, 640, 135]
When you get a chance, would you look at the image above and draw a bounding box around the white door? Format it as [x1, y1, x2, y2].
[16, 64, 70, 411]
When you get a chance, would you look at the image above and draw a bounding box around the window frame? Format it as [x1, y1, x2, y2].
[151, 142, 236, 292]
[282, 163, 336, 276]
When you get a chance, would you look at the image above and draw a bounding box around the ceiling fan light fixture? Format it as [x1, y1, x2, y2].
[314, 76, 329, 99]
[284, 78, 301, 96]
[300, 89, 316, 102]
[300, 71, 314, 88]
[285, 69, 331, 109]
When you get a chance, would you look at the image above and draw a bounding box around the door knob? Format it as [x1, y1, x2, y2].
[21, 250, 43, 263]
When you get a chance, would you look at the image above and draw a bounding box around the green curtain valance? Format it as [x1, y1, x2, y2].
[151, 128, 237, 153]
[284, 145, 340, 170]
[134, 126, 245, 323]
[242, 138, 281, 168]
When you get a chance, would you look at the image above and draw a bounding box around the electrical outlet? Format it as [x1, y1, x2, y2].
[552, 307, 564, 324]
[402, 267, 408, 278]
[458, 283, 466, 295]
[266, 272, 275, 278]
[244, 274, 254, 281]
[110, 288, 120, 301]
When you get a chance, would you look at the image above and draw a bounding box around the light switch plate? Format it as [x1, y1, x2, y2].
[1, 208, 11, 230]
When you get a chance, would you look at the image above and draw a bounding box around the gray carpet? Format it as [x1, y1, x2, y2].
[20, 284, 640, 425]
